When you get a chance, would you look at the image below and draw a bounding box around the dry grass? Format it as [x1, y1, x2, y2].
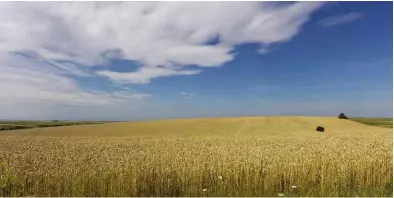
[0, 117, 392, 197]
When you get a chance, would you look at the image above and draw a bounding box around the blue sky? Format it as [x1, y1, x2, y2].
[0, 2, 392, 120]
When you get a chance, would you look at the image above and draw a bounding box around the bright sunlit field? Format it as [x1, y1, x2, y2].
[0, 116, 392, 197]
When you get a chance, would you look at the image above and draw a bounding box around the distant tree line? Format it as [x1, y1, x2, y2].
[0, 122, 106, 131]
[338, 113, 348, 119]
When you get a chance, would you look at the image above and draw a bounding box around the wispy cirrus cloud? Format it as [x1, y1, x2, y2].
[318, 12, 363, 28]
[180, 92, 195, 96]
[0, 52, 151, 120]
[179, 92, 196, 99]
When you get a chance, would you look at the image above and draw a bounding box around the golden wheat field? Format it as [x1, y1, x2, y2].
[0, 116, 392, 197]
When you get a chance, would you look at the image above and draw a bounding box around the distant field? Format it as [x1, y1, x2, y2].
[350, 117, 393, 128]
[0, 116, 390, 136]
[0, 116, 392, 197]
[0, 121, 108, 131]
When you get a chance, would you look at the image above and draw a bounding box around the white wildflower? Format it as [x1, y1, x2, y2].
[202, 189, 207, 192]
[218, 175, 223, 180]
[291, 185, 297, 188]
[278, 193, 285, 197]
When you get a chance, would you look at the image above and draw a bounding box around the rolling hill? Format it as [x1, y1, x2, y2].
[0, 116, 390, 137]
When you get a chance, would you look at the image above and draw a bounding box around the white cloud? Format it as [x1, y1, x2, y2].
[180, 92, 195, 96]
[97, 67, 201, 84]
[0, 2, 327, 120]
[0, 2, 324, 84]
[318, 12, 363, 28]
[257, 48, 271, 55]
[179, 92, 196, 99]
[0, 53, 150, 119]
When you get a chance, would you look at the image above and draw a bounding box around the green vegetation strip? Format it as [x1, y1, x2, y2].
[0, 121, 107, 131]
[350, 118, 393, 128]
